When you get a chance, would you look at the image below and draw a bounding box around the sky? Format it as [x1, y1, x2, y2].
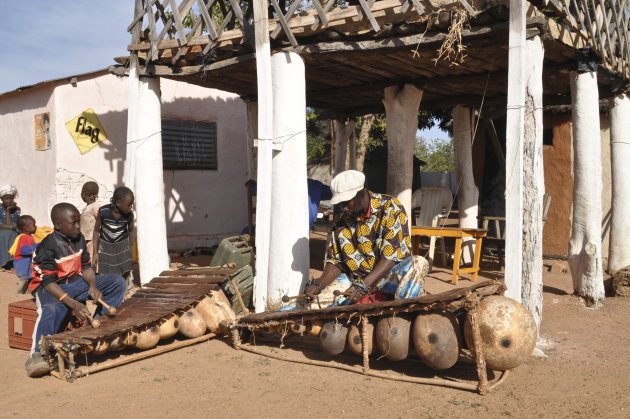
[0, 1, 451, 140]
[0, 1, 134, 93]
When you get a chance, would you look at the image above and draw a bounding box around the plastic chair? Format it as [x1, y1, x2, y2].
[410, 187, 454, 269]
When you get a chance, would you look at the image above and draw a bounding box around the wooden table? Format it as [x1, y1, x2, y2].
[411, 226, 487, 284]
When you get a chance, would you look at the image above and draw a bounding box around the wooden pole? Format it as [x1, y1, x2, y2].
[504, 0, 526, 302]
[521, 35, 545, 332]
[608, 93, 630, 274]
[253, 0, 274, 312]
[568, 53, 605, 306]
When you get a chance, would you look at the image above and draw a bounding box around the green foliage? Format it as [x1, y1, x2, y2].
[306, 108, 330, 163]
[416, 137, 455, 172]
[366, 114, 386, 150]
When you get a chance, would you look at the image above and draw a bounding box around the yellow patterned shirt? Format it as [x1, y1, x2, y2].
[325, 191, 411, 279]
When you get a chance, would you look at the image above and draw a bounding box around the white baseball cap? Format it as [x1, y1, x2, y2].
[330, 170, 366, 205]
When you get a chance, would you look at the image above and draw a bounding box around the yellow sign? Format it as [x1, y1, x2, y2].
[65, 108, 108, 154]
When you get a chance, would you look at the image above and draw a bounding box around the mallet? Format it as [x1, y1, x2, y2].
[281, 294, 307, 303]
[98, 298, 118, 315]
[88, 314, 101, 328]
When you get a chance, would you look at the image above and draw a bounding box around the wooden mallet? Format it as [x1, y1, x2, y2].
[98, 298, 118, 315]
[281, 294, 307, 303]
[88, 314, 101, 328]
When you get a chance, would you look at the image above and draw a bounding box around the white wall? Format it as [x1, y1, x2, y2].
[0, 72, 249, 250]
[160, 79, 249, 249]
[0, 87, 58, 226]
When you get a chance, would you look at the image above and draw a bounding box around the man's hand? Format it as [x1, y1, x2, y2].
[88, 286, 103, 304]
[304, 282, 321, 300]
[66, 299, 91, 322]
[344, 284, 366, 303]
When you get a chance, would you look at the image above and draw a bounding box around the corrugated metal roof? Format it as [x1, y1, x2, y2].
[0, 68, 113, 98]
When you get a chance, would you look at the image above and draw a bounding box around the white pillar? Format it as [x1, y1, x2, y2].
[131, 76, 170, 284]
[608, 93, 630, 274]
[521, 36, 545, 331]
[384, 84, 423, 221]
[253, 0, 273, 312]
[453, 106, 479, 264]
[504, 0, 526, 302]
[568, 67, 605, 306]
[124, 55, 139, 188]
[267, 52, 310, 308]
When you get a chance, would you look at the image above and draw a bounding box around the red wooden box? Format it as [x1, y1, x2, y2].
[8, 299, 38, 351]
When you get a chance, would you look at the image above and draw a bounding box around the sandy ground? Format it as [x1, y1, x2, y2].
[1, 238, 629, 418]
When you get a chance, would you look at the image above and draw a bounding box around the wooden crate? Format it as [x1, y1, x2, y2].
[8, 299, 37, 351]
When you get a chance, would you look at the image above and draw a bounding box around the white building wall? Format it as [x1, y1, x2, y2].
[160, 78, 249, 249]
[0, 72, 249, 250]
[0, 87, 58, 225]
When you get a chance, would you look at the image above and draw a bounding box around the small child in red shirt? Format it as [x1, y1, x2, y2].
[9, 215, 39, 295]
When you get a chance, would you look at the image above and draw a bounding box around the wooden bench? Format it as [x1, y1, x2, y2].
[411, 226, 487, 284]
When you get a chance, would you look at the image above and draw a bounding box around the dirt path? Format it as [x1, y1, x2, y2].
[1, 268, 629, 419]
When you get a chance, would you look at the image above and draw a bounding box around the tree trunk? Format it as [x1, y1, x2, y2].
[131, 76, 170, 284]
[356, 114, 374, 172]
[504, 0, 526, 301]
[384, 84, 423, 221]
[521, 36, 545, 331]
[452, 106, 479, 265]
[333, 119, 356, 176]
[568, 69, 605, 306]
[268, 52, 310, 309]
[608, 93, 630, 274]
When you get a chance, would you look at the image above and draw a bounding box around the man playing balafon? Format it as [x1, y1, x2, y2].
[305, 170, 428, 306]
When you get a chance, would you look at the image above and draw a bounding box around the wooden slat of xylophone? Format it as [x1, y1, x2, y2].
[144, 282, 219, 291]
[132, 286, 216, 295]
[150, 276, 227, 285]
[238, 281, 503, 324]
[158, 267, 235, 277]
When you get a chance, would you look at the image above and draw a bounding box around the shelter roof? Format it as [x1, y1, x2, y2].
[115, 0, 629, 115]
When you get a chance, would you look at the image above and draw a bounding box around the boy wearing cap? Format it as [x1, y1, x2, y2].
[304, 170, 428, 306]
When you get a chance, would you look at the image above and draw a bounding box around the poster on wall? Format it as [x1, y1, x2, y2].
[65, 108, 108, 155]
[34, 112, 52, 151]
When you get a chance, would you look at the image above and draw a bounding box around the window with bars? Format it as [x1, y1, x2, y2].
[161, 119, 218, 170]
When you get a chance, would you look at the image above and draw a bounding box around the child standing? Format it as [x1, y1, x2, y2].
[92, 186, 135, 288]
[9, 215, 38, 294]
[80, 181, 100, 262]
